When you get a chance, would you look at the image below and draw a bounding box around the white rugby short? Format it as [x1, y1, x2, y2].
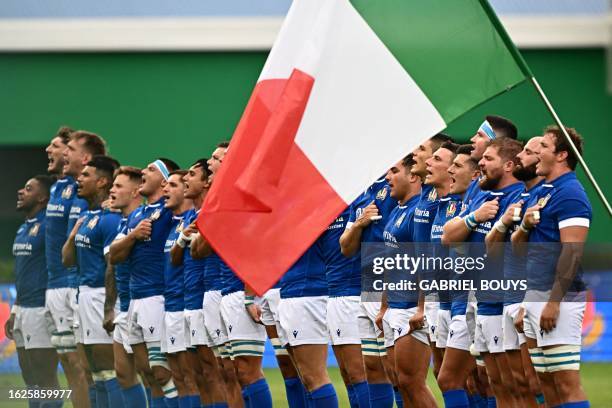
[474, 314, 504, 354]
[113, 311, 132, 353]
[278, 296, 328, 346]
[424, 296, 440, 343]
[45, 287, 77, 333]
[327, 296, 361, 346]
[358, 300, 382, 339]
[385, 307, 429, 346]
[466, 300, 477, 343]
[503, 303, 526, 351]
[185, 309, 207, 347]
[203, 290, 228, 347]
[128, 295, 164, 345]
[523, 290, 586, 347]
[436, 309, 451, 348]
[13, 306, 54, 349]
[447, 314, 471, 351]
[78, 286, 113, 345]
[161, 311, 187, 353]
[382, 309, 394, 348]
[260, 288, 287, 345]
[220, 291, 266, 342]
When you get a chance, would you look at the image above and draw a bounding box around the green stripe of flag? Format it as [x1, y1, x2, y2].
[350, 0, 529, 123]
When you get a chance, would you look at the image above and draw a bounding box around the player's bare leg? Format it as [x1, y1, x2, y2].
[395, 334, 436, 408]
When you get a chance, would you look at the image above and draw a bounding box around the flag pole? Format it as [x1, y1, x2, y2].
[530, 76, 612, 216]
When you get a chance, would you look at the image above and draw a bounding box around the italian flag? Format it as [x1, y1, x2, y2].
[197, 0, 532, 295]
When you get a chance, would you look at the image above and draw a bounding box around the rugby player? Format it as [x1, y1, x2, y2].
[105, 166, 148, 407]
[109, 158, 180, 408]
[45, 127, 102, 407]
[7, 175, 61, 407]
[161, 170, 200, 407]
[173, 159, 227, 407]
[192, 142, 245, 407]
[512, 126, 592, 408]
[339, 176, 398, 407]
[378, 155, 429, 407]
[62, 155, 123, 407]
[409, 133, 454, 379]
[423, 142, 459, 364]
[485, 136, 546, 407]
[278, 240, 337, 408]
[442, 137, 524, 407]
[435, 145, 484, 407]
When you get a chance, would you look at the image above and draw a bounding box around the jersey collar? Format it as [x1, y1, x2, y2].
[26, 209, 46, 223]
[543, 171, 576, 188]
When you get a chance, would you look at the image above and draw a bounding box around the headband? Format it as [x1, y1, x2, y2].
[153, 159, 170, 180]
[478, 120, 496, 140]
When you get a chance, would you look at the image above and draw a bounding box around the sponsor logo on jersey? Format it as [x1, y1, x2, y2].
[537, 193, 551, 209]
[376, 187, 388, 201]
[29, 223, 40, 236]
[62, 185, 73, 199]
[428, 188, 438, 202]
[150, 208, 162, 221]
[87, 215, 99, 230]
[395, 212, 406, 228]
[446, 202, 457, 218]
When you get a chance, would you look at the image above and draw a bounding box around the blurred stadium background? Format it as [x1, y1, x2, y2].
[0, 0, 611, 405]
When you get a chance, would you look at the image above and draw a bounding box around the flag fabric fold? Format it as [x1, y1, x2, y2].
[197, 0, 530, 295]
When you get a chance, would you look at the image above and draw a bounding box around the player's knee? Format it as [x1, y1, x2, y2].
[397, 370, 423, 391]
[343, 362, 366, 385]
[437, 370, 460, 392]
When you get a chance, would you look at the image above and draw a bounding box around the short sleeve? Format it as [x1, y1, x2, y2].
[554, 197, 592, 230]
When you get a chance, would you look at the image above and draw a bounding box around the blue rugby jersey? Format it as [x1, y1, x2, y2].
[280, 238, 327, 299]
[163, 212, 188, 312]
[322, 208, 360, 297]
[466, 182, 524, 315]
[45, 176, 81, 289]
[127, 198, 174, 299]
[113, 218, 131, 313]
[383, 195, 419, 309]
[13, 210, 47, 308]
[348, 178, 397, 243]
[220, 261, 244, 296]
[203, 253, 223, 292]
[412, 184, 440, 242]
[503, 182, 543, 305]
[75, 208, 122, 288]
[182, 209, 206, 310]
[526, 172, 592, 292]
[431, 194, 463, 310]
[460, 178, 482, 215]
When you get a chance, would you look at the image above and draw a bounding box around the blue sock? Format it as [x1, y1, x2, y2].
[103, 378, 125, 408]
[151, 396, 166, 408]
[88, 385, 97, 408]
[165, 396, 179, 408]
[242, 378, 272, 408]
[121, 383, 146, 408]
[353, 381, 371, 408]
[535, 393, 545, 406]
[487, 396, 497, 408]
[94, 381, 109, 408]
[346, 384, 357, 408]
[562, 402, 591, 408]
[368, 383, 394, 408]
[393, 386, 403, 408]
[209, 403, 230, 408]
[443, 389, 470, 408]
[189, 395, 200, 407]
[284, 377, 307, 408]
[309, 383, 338, 408]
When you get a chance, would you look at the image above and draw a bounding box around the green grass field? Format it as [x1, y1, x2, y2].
[0, 363, 610, 407]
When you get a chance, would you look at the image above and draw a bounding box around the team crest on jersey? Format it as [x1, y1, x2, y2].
[427, 189, 438, 202]
[395, 212, 406, 228]
[61, 185, 73, 199]
[376, 187, 388, 201]
[149, 208, 161, 221]
[446, 202, 457, 218]
[29, 223, 40, 236]
[537, 193, 551, 209]
[87, 216, 99, 230]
